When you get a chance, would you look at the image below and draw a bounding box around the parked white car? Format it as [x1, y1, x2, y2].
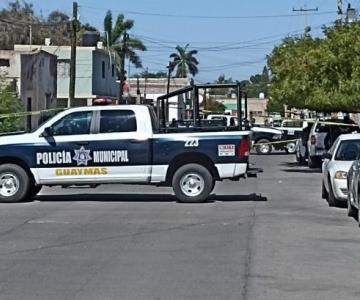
[322, 134, 360, 206]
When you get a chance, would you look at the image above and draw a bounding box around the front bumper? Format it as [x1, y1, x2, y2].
[332, 178, 348, 201]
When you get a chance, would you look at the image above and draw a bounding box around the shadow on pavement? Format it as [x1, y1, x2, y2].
[280, 161, 322, 173]
[34, 193, 267, 203]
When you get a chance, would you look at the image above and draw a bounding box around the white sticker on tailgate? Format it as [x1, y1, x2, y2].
[218, 144, 235, 156]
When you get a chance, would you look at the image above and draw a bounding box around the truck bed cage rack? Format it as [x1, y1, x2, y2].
[156, 83, 247, 133]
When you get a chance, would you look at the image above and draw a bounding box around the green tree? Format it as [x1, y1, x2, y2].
[103, 10, 146, 70]
[0, 1, 97, 49]
[204, 99, 226, 113]
[210, 74, 233, 95]
[170, 44, 199, 78]
[241, 66, 270, 98]
[267, 24, 360, 113]
[0, 79, 23, 133]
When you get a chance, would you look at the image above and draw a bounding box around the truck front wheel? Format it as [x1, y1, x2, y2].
[0, 164, 30, 203]
[172, 164, 213, 203]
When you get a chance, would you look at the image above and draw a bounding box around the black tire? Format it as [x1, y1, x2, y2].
[347, 189, 358, 219]
[308, 156, 320, 168]
[29, 185, 42, 199]
[172, 163, 213, 203]
[255, 139, 272, 155]
[286, 142, 296, 154]
[321, 182, 328, 199]
[0, 164, 30, 203]
[327, 181, 341, 207]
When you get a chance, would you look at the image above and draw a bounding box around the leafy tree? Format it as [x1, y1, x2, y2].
[170, 44, 199, 78]
[0, 79, 23, 132]
[0, 1, 97, 49]
[241, 66, 270, 98]
[204, 98, 226, 113]
[267, 24, 360, 113]
[210, 74, 233, 95]
[103, 10, 146, 70]
[132, 71, 167, 78]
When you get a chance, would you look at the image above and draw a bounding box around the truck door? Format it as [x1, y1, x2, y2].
[35, 110, 97, 184]
[91, 109, 151, 182]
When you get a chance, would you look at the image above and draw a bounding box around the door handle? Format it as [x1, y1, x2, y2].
[76, 141, 89, 145]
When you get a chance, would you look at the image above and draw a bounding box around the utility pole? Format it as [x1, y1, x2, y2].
[118, 31, 128, 104]
[69, 1, 78, 108]
[29, 25, 32, 50]
[165, 61, 172, 122]
[144, 67, 148, 103]
[136, 75, 140, 104]
[292, 5, 318, 28]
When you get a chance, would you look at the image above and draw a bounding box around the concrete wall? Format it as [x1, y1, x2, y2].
[92, 51, 118, 99]
[20, 51, 57, 129]
[14, 45, 118, 105]
[0, 50, 21, 93]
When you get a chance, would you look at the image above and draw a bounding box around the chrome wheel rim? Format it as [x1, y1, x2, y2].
[259, 144, 270, 154]
[180, 173, 205, 197]
[0, 173, 20, 197]
[287, 142, 296, 153]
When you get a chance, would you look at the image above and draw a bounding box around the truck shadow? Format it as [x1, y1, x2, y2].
[280, 161, 322, 174]
[34, 193, 267, 203]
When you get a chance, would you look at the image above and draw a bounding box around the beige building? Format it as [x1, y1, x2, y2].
[0, 50, 57, 129]
[218, 97, 269, 124]
[127, 77, 190, 120]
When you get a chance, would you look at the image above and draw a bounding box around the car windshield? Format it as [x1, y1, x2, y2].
[334, 140, 360, 161]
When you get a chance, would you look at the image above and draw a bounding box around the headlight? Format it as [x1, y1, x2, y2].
[273, 134, 282, 140]
[335, 171, 347, 179]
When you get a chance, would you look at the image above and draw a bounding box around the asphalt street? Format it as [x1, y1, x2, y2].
[0, 154, 360, 300]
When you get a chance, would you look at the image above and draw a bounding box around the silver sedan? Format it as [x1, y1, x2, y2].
[322, 134, 360, 207]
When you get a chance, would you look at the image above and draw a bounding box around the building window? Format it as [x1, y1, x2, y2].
[0, 59, 10, 67]
[112, 64, 115, 77]
[102, 61, 105, 78]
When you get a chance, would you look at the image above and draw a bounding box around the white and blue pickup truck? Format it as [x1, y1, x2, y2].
[0, 105, 257, 203]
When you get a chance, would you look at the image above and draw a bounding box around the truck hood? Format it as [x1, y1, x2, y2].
[251, 127, 282, 135]
[0, 132, 36, 146]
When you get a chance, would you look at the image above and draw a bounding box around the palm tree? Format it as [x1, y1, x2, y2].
[103, 10, 146, 70]
[170, 44, 199, 78]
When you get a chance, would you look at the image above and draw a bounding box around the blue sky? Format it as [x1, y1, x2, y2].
[2, 0, 356, 82]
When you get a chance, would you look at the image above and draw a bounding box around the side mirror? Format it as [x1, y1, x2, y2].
[42, 127, 53, 137]
[322, 152, 332, 160]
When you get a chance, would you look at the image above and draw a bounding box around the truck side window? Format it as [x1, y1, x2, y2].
[51, 111, 92, 136]
[100, 110, 137, 133]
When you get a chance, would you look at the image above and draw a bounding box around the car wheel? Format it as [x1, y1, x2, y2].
[308, 156, 320, 168]
[286, 142, 297, 154]
[0, 164, 30, 203]
[321, 181, 328, 199]
[347, 191, 358, 220]
[327, 180, 341, 207]
[255, 139, 272, 155]
[172, 164, 213, 203]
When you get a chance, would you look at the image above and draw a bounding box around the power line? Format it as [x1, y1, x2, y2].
[81, 5, 336, 20]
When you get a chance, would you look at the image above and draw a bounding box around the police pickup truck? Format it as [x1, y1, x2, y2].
[0, 105, 254, 203]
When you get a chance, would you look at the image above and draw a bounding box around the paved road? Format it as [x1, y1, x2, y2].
[0, 154, 360, 300]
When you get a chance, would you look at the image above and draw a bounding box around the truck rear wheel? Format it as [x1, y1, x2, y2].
[172, 163, 213, 203]
[255, 139, 272, 155]
[0, 164, 30, 203]
[285, 142, 296, 154]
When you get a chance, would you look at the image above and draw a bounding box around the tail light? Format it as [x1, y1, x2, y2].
[239, 138, 250, 158]
[310, 135, 316, 145]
